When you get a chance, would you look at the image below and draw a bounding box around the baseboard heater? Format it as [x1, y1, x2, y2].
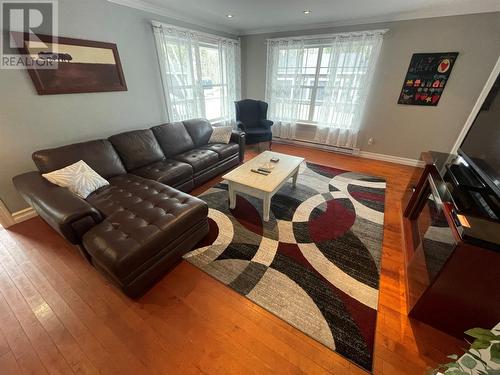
[272, 137, 360, 156]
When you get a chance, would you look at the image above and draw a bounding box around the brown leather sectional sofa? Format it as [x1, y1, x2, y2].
[13, 119, 245, 297]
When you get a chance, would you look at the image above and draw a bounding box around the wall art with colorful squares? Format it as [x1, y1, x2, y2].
[397, 52, 458, 106]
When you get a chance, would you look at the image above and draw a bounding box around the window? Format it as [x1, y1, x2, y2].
[266, 31, 385, 148]
[153, 22, 240, 123]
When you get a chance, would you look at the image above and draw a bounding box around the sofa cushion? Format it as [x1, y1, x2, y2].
[109, 129, 165, 171]
[151, 122, 195, 158]
[131, 159, 193, 186]
[172, 148, 219, 173]
[182, 119, 213, 147]
[208, 126, 232, 144]
[83, 174, 208, 280]
[33, 139, 126, 179]
[42, 160, 109, 199]
[199, 143, 239, 160]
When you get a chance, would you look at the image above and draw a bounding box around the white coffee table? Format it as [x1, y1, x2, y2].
[222, 151, 305, 222]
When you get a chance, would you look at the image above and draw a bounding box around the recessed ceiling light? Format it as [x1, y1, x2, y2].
[303, 10, 311, 15]
[226, 14, 234, 18]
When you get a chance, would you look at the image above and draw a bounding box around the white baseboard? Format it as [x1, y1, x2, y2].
[273, 138, 360, 155]
[12, 207, 38, 225]
[0, 200, 37, 228]
[273, 137, 423, 167]
[359, 151, 424, 167]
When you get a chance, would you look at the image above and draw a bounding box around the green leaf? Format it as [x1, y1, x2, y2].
[471, 339, 492, 350]
[491, 343, 500, 364]
[460, 355, 477, 369]
[445, 370, 470, 375]
[443, 362, 460, 369]
[465, 328, 496, 342]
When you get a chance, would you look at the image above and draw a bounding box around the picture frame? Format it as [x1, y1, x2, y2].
[16, 32, 127, 95]
[397, 52, 458, 106]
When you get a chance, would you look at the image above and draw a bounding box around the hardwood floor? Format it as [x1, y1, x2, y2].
[0, 143, 463, 374]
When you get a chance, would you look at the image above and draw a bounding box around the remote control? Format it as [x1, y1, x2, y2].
[258, 167, 272, 173]
[251, 169, 269, 175]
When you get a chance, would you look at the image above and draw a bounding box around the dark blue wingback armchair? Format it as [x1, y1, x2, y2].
[235, 99, 274, 148]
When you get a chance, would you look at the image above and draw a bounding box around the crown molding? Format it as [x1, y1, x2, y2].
[106, 0, 242, 36]
[239, 8, 500, 36]
[106, 0, 499, 37]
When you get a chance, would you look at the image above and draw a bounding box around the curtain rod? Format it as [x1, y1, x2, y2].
[266, 29, 388, 42]
[151, 20, 240, 43]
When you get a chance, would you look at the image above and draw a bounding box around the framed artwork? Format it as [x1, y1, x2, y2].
[16, 33, 127, 95]
[397, 52, 458, 106]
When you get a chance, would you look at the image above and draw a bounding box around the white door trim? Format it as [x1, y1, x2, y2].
[451, 54, 500, 154]
[0, 200, 14, 228]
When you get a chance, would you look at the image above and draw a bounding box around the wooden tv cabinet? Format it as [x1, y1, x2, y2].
[401, 151, 500, 339]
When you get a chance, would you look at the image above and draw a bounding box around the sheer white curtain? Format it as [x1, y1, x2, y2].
[217, 39, 241, 126]
[266, 30, 385, 149]
[266, 39, 306, 139]
[315, 33, 384, 148]
[153, 22, 240, 123]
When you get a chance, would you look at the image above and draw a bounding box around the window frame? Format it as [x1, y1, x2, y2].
[153, 21, 241, 124]
[269, 35, 381, 126]
[198, 41, 229, 123]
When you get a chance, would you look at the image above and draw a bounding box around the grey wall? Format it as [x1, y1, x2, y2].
[0, 0, 236, 212]
[241, 13, 500, 159]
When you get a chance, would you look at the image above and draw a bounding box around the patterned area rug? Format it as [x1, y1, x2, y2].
[184, 161, 386, 371]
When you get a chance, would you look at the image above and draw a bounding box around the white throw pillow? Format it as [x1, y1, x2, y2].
[42, 160, 109, 199]
[209, 126, 233, 144]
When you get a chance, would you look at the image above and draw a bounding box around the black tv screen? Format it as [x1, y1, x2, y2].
[459, 73, 500, 197]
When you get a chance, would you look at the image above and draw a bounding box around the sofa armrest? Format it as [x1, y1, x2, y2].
[236, 121, 246, 132]
[260, 119, 274, 128]
[13, 172, 103, 244]
[230, 130, 246, 163]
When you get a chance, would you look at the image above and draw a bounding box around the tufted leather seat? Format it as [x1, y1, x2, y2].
[173, 148, 219, 173]
[83, 174, 208, 295]
[199, 143, 240, 160]
[131, 159, 193, 187]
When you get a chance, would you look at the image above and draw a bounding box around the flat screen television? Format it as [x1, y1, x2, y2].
[458, 73, 500, 199]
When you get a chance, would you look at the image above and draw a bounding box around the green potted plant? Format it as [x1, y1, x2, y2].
[430, 325, 500, 375]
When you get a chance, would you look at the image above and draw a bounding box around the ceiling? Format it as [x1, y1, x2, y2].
[109, 0, 500, 35]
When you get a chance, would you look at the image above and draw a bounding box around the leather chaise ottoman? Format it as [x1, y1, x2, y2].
[83, 174, 209, 297]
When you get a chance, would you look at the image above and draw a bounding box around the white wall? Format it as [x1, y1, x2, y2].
[241, 13, 500, 160]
